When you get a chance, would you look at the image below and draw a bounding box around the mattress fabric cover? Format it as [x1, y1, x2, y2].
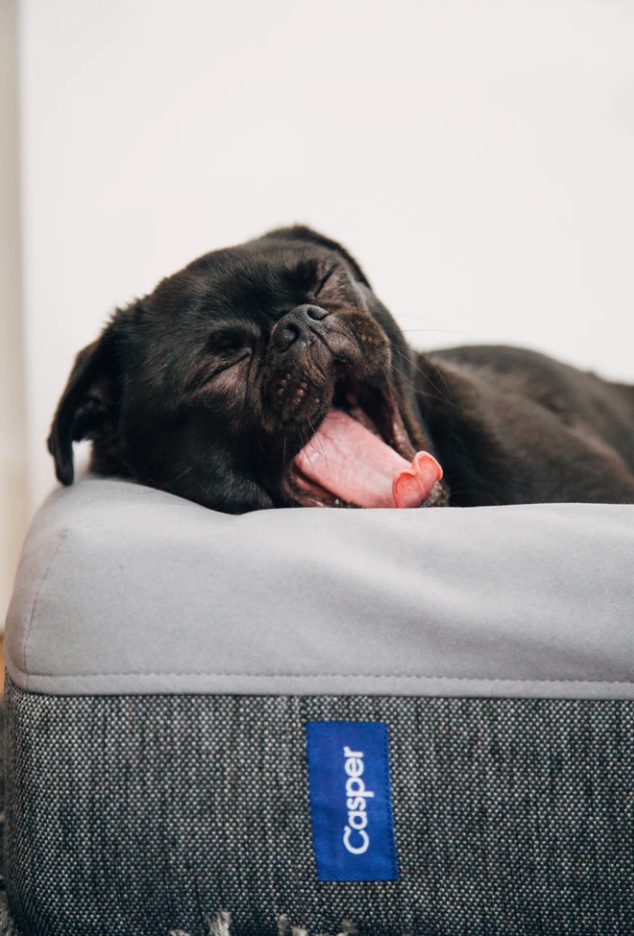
[5, 681, 633, 936]
[5, 477, 634, 697]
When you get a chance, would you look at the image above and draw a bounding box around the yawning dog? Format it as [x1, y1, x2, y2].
[48, 226, 634, 512]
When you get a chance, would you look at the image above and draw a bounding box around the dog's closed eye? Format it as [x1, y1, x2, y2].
[206, 328, 250, 356]
[313, 265, 338, 298]
[185, 329, 252, 396]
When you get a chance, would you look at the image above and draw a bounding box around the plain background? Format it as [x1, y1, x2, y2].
[1, 0, 27, 629]
[2, 0, 634, 620]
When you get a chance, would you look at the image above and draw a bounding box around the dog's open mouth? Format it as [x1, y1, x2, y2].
[289, 370, 443, 508]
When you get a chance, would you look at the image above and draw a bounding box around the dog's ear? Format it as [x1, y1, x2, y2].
[47, 323, 121, 485]
[263, 225, 371, 288]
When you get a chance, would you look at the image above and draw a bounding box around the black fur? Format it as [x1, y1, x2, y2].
[49, 227, 634, 511]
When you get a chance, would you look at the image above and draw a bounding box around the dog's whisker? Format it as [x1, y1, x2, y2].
[391, 344, 454, 405]
[390, 354, 444, 404]
[400, 328, 468, 335]
[305, 416, 332, 468]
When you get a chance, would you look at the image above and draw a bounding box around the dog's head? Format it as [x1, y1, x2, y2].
[49, 227, 446, 512]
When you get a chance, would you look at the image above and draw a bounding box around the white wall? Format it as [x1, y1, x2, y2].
[20, 0, 634, 511]
[1, 0, 28, 623]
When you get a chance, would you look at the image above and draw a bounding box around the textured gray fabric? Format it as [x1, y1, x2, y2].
[5, 477, 634, 698]
[4, 677, 633, 936]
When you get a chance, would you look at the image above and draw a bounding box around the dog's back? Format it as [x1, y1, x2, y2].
[415, 346, 634, 505]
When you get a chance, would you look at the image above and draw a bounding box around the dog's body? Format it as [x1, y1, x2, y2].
[49, 227, 634, 511]
[415, 345, 634, 505]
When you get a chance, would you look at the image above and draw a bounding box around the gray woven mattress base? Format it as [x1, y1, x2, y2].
[4, 677, 633, 936]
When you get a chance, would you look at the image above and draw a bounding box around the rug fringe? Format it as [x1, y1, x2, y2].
[169, 913, 363, 936]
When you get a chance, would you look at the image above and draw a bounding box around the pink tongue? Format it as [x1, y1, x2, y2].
[293, 410, 443, 508]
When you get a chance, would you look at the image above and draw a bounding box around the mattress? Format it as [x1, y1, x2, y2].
[3, 477, 634, 935]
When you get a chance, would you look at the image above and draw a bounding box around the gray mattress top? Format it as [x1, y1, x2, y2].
[5, 476, 634, 698]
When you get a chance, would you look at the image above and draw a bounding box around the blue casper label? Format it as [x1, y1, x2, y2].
[305, 721, 398, 882]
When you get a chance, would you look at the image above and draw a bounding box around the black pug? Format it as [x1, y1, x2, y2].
[48, 226, 634, 512]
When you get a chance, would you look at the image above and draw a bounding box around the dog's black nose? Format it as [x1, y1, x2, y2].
[271, 305, 328, 352]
